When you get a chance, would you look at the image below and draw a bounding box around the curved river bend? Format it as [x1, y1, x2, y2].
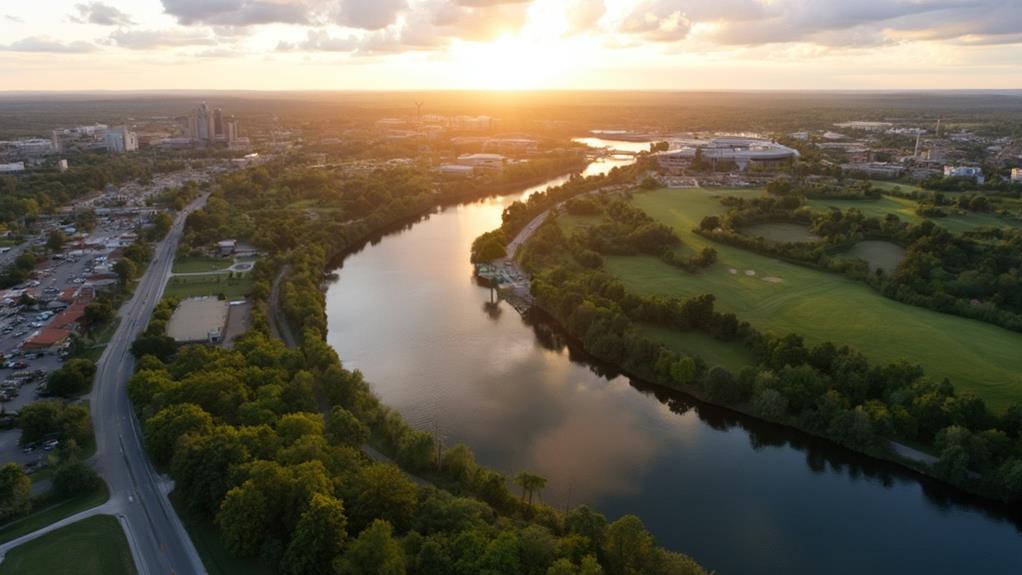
[325, 141, 1022, 574]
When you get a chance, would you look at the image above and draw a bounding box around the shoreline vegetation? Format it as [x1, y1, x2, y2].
[126, 155, 712, 575]
[474, 177, 1022, 507]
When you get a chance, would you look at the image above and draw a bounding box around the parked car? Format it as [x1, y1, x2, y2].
[42, 439, 59, 451]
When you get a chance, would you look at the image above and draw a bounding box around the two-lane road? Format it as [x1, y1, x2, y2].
[90, 193, 210, 575]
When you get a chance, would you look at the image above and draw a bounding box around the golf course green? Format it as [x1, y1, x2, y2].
[599, 188, 1022, 410]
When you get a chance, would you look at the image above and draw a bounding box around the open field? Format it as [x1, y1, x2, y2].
[0, 483, 108, 544]
[641, 325, 757, 370]
[741, 222, 820, 243]
[809, 195, 1022, 234]
[164, 273, 253, 300]
[171, 255, 232, 274]
[0, 515, 135, 575]
[557, 213, 601, 235]
[841, 240, 906, 272]
[600, 188, 1022, 410]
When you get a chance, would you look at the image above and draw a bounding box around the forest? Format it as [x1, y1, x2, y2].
[129, 160, 709, 575]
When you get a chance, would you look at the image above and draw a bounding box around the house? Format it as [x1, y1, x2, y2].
[217, 239, 238, 256]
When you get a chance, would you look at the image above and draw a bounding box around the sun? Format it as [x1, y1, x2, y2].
[450, 35, 568, 91]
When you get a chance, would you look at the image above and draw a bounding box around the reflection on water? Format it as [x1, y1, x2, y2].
[324, 155, 1022, 575]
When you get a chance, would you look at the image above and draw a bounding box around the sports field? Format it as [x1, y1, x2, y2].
[0, 515, 136, 575]
[600, 188, 1022, 410]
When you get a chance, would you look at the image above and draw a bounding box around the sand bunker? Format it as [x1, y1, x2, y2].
[762, 276, 784, 284]
[729, 268, 738, 275]
[745, 270, 757, 276]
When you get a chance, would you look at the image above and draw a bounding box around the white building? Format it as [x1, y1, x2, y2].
[105, 126, 138, 154]
[437, 164, 475, 177]
[0, 162, 25, 173]
[1011, 168, 1022, 183]
[456, 153, 506, 172]
[943, 165, 985, 184]
[656, 137, 799, 172]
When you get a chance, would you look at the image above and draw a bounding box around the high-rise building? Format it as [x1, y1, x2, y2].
[187, 103, 238, 145]
[105, 126, 138, 154]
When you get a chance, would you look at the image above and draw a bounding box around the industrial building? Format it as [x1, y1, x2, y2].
[656, 137, 799, 172]
[943, 165, 985, 184]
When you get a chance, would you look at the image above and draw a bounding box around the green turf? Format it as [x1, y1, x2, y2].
[169, 490, 272, 575]
[640, 325, 756, 370]
[602, 188, 1022, 410]
[0, 515, 135, 575]
[840, 240, 906, 272]
[809, 195, 1022, 234]
[172, 256, 232, 274]
[741, 222, 820, 243]
[0, 482, 109, 544]
[164, 274, 252, 300]
[557, 214, 601, 235]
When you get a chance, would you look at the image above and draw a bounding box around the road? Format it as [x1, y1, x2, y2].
[89, 192, 210, 575]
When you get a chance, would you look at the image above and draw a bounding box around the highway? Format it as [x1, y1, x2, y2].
[89, 192, 209, 575]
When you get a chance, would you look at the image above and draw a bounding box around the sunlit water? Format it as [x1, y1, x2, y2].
[324, 142, 1022, 574]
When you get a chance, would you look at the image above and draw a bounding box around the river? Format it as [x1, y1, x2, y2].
[324, 138, 1022, 574]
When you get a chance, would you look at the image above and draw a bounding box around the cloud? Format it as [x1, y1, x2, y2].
[108, 28, 218, 49]
[73, 2, 135, 26]
[4, 15, 24, 23]
[333, 0, 407, 30]
[0, 36, 96, 53]
[619, 0, 693, 42]
[160, 0, 321, 26]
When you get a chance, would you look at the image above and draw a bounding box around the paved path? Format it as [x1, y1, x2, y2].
[0, 502, 119, 561]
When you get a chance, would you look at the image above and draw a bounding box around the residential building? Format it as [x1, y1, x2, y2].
[944, 165, 985, 184]
[1011, 168, 1022, 183]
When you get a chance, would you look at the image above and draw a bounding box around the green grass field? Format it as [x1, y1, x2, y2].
[840, 240, 905, 272]
[172, 256, 233, 274]
[0, 483, 108, 544]
[557, 213, 601, 235]
[164, 273, 253, 300]
[0, 515, 136, 575]
[741, 222, 820, 243]
[598, 188, 1022, 410]
[641, 325, 757, 370]
[809, 195, 1022, 234]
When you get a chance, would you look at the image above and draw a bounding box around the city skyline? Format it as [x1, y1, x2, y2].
[1, 0, 1020, 91]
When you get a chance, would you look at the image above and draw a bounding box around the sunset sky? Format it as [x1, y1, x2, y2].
[2, 0, 1020, 91]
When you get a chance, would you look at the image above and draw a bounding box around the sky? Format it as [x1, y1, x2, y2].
[1, 0, 1021, 91]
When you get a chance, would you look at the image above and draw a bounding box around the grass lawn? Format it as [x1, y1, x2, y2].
[840, 240, 905, 273]
[0, 482, 109, 544]
[169, 490, 272, 575]
[601, 187, 1022, 410]
[557, 213, 601, 235]
[164, 273, 253, 300]
[741, 222, 820, 243]
[809, 195, 1022, 234]
[172, 255, 232, 274]
[0, 515, 135, 575]
[640, 325, 757, 370]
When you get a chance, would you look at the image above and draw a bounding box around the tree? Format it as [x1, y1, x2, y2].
[144, 403, 214, 467]
[46, 358, 97, 397]
[334, 519, 406, 575]
[113, 257, 138, 285]
[604, 515, 655, 575]
[514, 472, 547, 505]
[325, 406, 368, 447]
[0, 463, 31, 521]
[82, 301, 115, 335]
[18, 401, 63, 444]
[282, 493, 348, 575]
[52, 459, 101, 498]
[47, 229, 66, 251]
[130, 334, 177, 362]
[352, 464, 418, 532]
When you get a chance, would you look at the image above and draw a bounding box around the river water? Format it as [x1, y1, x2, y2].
[324, 139, 1022, 574]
